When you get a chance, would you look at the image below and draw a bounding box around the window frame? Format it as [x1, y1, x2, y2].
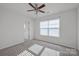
[40, 18, 60, 37]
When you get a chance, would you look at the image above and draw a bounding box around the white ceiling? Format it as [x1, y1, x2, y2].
[0, 3, 79, 19]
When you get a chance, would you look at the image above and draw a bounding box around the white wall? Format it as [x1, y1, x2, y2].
[34, 9, 77, 48]
[0, 5, 24, 49]
[77, 7, 79, 50]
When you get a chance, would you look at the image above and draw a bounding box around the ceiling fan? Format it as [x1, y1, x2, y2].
[27, 3, 45, 14]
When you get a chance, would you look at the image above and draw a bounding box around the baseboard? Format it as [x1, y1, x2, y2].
[0, 41, 24, 50]
[34, 39, 76, 49]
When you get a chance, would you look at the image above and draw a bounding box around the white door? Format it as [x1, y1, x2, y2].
[24, 19, 34, 40]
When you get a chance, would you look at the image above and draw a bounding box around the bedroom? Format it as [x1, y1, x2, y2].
[0, 3, 79, 56]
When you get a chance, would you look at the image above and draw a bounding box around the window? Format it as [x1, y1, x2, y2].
[40, 21, 48, 35]
[40, 18, 59, 37]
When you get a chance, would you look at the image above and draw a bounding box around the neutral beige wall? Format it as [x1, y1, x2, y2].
[34, 9, 77, 48]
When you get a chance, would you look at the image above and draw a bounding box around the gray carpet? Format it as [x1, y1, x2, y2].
[0, 40, 78, 56]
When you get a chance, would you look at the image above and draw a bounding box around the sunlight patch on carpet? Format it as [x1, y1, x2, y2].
[41, 47, 60, 56]
[28, 44, 43, 55]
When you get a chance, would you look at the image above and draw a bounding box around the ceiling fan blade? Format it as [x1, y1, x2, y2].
[28, 3, 36, 9]
[27, 10, 34, 11]
[39, 10, 45, 13]
[38, 4, 45, 9]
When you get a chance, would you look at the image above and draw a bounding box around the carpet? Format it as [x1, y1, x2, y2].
[41, 47, 60, 56]
[28, 44, 43, 55]
[18, 50, 34, 56]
